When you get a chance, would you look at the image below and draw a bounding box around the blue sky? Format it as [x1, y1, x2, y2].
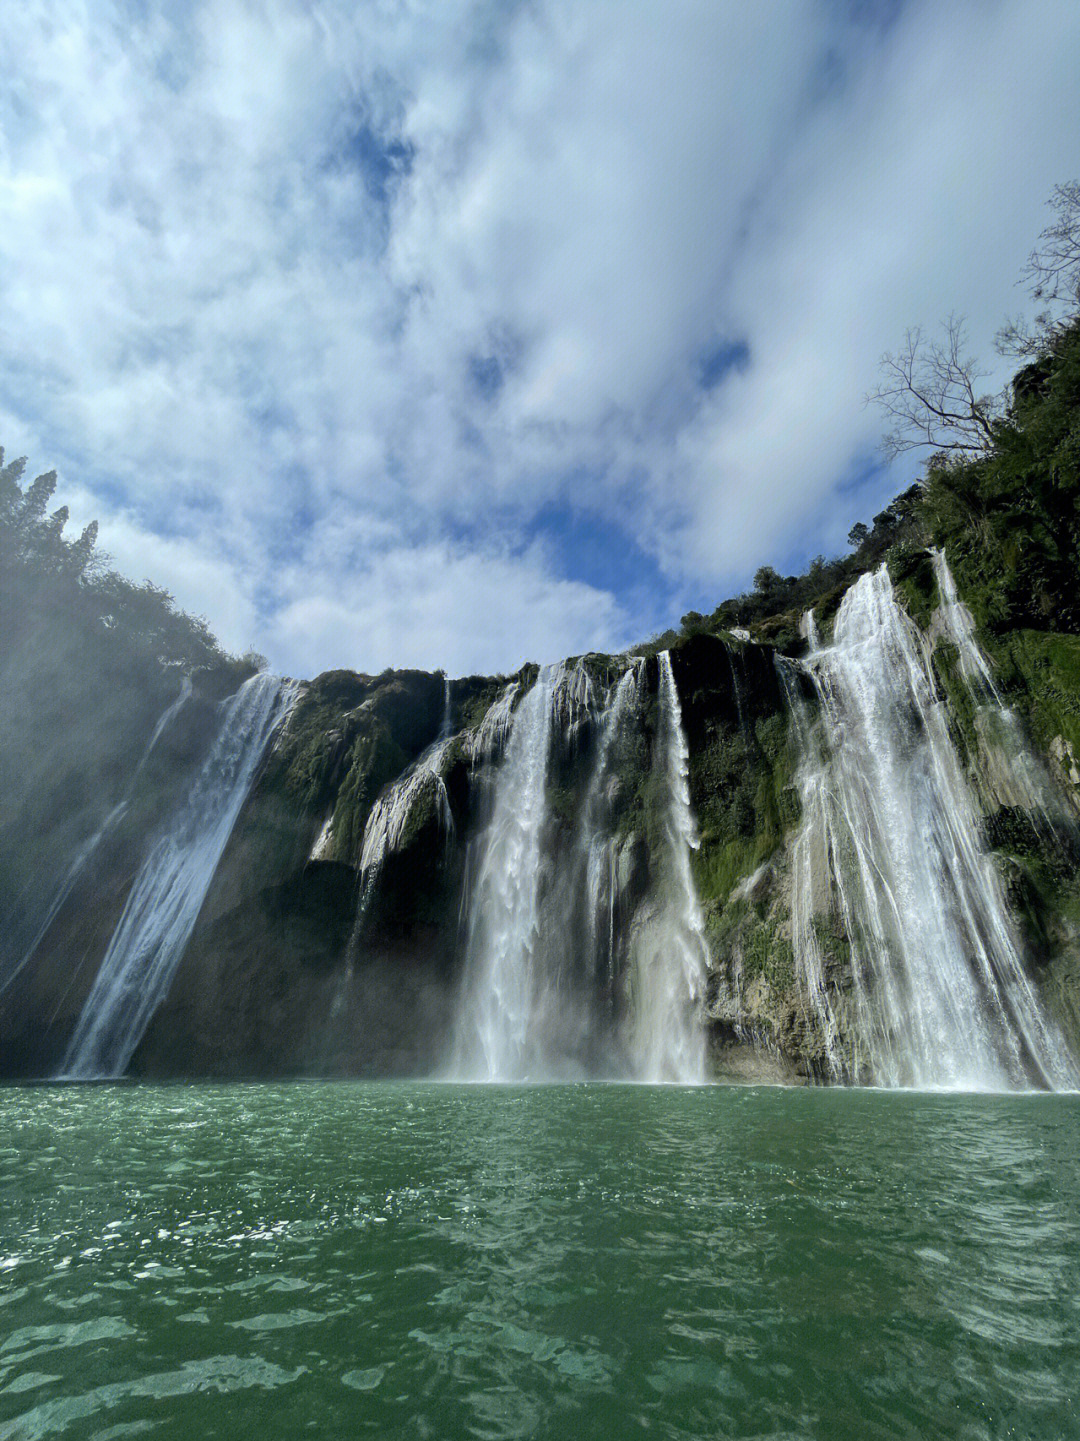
[1, 0, 1079, 677]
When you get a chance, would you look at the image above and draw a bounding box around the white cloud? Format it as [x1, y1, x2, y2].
[268, 541, 630, 678]
[1, 0, 1078, 674]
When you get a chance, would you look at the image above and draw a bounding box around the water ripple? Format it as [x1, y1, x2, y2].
[0, 1083, 1078, 1440]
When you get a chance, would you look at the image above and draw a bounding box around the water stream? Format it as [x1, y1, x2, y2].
[61, 673, 298, 1079]
[1, 674, 194, 998]
[627, 651, 708, 1082]
[791, 565, 1076, 1090]
[454, 665, 561, 1080]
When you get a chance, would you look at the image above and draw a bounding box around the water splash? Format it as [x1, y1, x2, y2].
[627, 652, 708, 1083]
[1, 674, 195, 998]
[790, 567, 1076, 1090]
[61, 673, 299, 1079]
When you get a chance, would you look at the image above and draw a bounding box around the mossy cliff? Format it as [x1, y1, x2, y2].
[5, 543, 1080, 1081]
[3, 318, 1080, 1081]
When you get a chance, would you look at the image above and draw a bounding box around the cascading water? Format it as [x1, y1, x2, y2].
[579, 661, 644, 1022]
[140, 674, 196, 764]
[627, 652, 708, 1083]
[346, 679, 456, 949]
[791, 565, 1077, 1090]
[466, 680, 520, 766]
[778, 655, 848, 1077]
[931, 549, 1073, 836]
[61, 672, 298, 1079]
[453, 665, 562, 1080]
[357, 685, 455, 891]
[322, 682, 458, 1057]
[1, 674, 195, 997]
[931, 550, 1001, 699]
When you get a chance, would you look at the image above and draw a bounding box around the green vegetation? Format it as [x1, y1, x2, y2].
[689, 712, 797, 909]
[0, 451, 256, 911]
[0, 452, 245, 678]
[645, 184, 1080, 661]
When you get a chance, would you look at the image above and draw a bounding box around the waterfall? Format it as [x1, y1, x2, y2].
[140, 674, 196, 767]
[348, 683, 457, 940]
[61, 672, 298, 1079]
[627, 652, 708, 1083]
[454, 664, 562, 1080]
[359, 706, 455, 886]
[466, 681, 520, 766]
[322, 681, 457, 1062]
[778, 654, 848, 1078]
[1, 674, 194, 998]
[579, 662, 644, 1025]
[931, 549, 1072, 836]
[931, 550, 1001, 699]
[791, 565, 1076, 1090]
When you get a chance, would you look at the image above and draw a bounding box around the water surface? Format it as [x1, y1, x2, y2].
[1, 1083, 1078, 1440]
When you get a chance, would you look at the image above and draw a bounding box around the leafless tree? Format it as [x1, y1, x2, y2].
[998, 181, 1080, 356]
[866, 314, 1001, 460]
[1022, 180, 1080, 306]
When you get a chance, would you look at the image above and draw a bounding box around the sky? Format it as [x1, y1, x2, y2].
[1, 0, 1079, 679]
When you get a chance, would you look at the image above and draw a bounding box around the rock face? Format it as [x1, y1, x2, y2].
[4, 556, 1080, 1084]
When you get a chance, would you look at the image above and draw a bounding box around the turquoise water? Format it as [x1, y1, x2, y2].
[1, 1083, 1078, 1440]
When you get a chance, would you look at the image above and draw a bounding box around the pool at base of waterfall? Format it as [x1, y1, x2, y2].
[2, 1082, 1078, 1441]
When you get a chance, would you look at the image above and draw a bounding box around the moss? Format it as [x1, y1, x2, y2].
[395, 778, 442, 855]
[693, 835, 777, 908]
[931, 641, 980, 767]
[888, 544, 937, 629]
[547, 783, 579, 826]
[458, 677, 513, 733]
[991, 630, 1080, 761]
[811, 913, 851, 977]
[327, 721, 408, 864]
[691, 725, 797, 903]
[740, 917, 796, 992]
[1000, 850, 1080, 967]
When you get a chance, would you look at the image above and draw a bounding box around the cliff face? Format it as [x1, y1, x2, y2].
[4, 552, 1080, 1084]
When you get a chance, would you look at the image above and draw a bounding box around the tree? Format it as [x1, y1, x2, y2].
[1022, 180, 1080, 307]
[867, 314, 1000, 460]
[753, 565, 781, 596]
[998, 181, 1080, 357]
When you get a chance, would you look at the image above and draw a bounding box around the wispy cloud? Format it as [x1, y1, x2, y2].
[2, 0, 1078, 674]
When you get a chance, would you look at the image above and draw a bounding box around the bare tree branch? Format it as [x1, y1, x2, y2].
[866, 315, 1001, 461]
[1021, 180, 1080, 306]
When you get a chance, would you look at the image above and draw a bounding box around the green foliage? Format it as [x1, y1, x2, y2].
[0, 448, 255, 924]
[273, 674, 371, 814]
[887, 544, 936, 630]
[652, 307, 1080, 672]
[0, 446, 232, 675]
[918, 320, 1080, 634]
[990, 630, 1080, 762]
[671, 486, 926, 654]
